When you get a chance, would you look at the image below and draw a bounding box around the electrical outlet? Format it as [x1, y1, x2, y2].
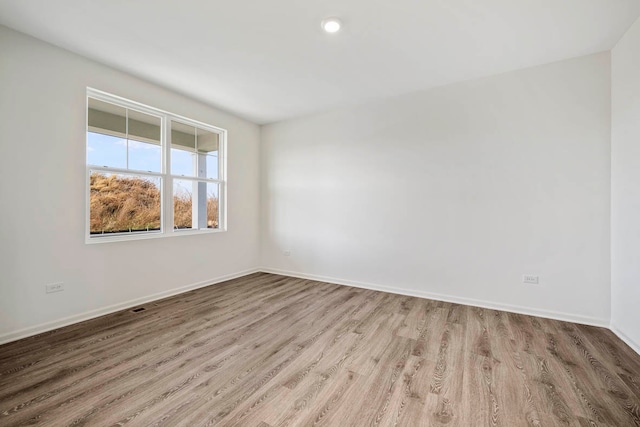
[46, 283, 64, 293]
[283, 250, 291, 257]
[523, 275, 539, 285]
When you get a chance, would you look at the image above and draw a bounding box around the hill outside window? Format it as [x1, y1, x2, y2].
[86, 88, 226, 243]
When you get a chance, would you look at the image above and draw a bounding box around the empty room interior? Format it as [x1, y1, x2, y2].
[1, 0, 640, 425]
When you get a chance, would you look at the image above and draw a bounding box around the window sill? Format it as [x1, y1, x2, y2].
[85, 228, 227, 245]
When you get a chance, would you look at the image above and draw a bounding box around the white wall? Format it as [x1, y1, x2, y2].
[0, 26, 261, 342]
[611, 17, 640, 353]
[261, 53, 612, 326]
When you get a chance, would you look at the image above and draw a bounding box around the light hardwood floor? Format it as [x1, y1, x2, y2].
[0, 273, 639, 426]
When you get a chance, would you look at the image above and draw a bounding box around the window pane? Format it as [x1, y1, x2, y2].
[128, 109, 161, 142]
[205, 154, 219, 180]
[128, 109, 161, 172]
[89, 171, 161, 235]
[171, 148, 196, 176]
[173, 179, 193, 229]
[206, 182, 219, 229]
[87, 132, 127, 169]
[129, 139, 161, 172]
[173, 180, 218, 230]
[197, 128, 219, 179]
[88, 98, 126, 135]
[171, 121, 196, 176]
[88, 98, 127, 169]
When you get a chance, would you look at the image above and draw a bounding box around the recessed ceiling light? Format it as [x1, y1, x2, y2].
[321, 17, 342, 33]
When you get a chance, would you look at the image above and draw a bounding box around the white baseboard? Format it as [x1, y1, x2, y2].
[0, 268, 260, 346]
[260, 267, 610, 328]
[0, 267, 617, 349]
[610, 324, 640, 356]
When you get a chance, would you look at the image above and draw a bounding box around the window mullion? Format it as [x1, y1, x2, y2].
[219, 131, 225, 229]
[164, 115, 173, 234]
[125, 108, 129, 169]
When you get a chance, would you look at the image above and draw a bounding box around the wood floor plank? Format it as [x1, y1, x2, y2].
[0, 272, 638, 426]
[426, 319, 467, 426]
[389, 355, 437, 427]
[487, 310, 543, 426]
[462, 306, 500, 426]
[411, 306, 449, 361]
[540, 318, 627, 425]
[576, 324, 640, 402]
[550, 320, 640, 426]
[340, 335, 415, 427]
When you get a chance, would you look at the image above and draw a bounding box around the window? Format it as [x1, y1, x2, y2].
[86, 88, 226, 242]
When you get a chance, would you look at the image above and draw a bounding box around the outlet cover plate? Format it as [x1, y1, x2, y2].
[46, 283, 64, 293]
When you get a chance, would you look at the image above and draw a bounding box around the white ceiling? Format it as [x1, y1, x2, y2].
[1, 0, 639, 124]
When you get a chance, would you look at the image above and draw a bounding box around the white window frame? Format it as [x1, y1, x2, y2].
[85, 88, 227, 244]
